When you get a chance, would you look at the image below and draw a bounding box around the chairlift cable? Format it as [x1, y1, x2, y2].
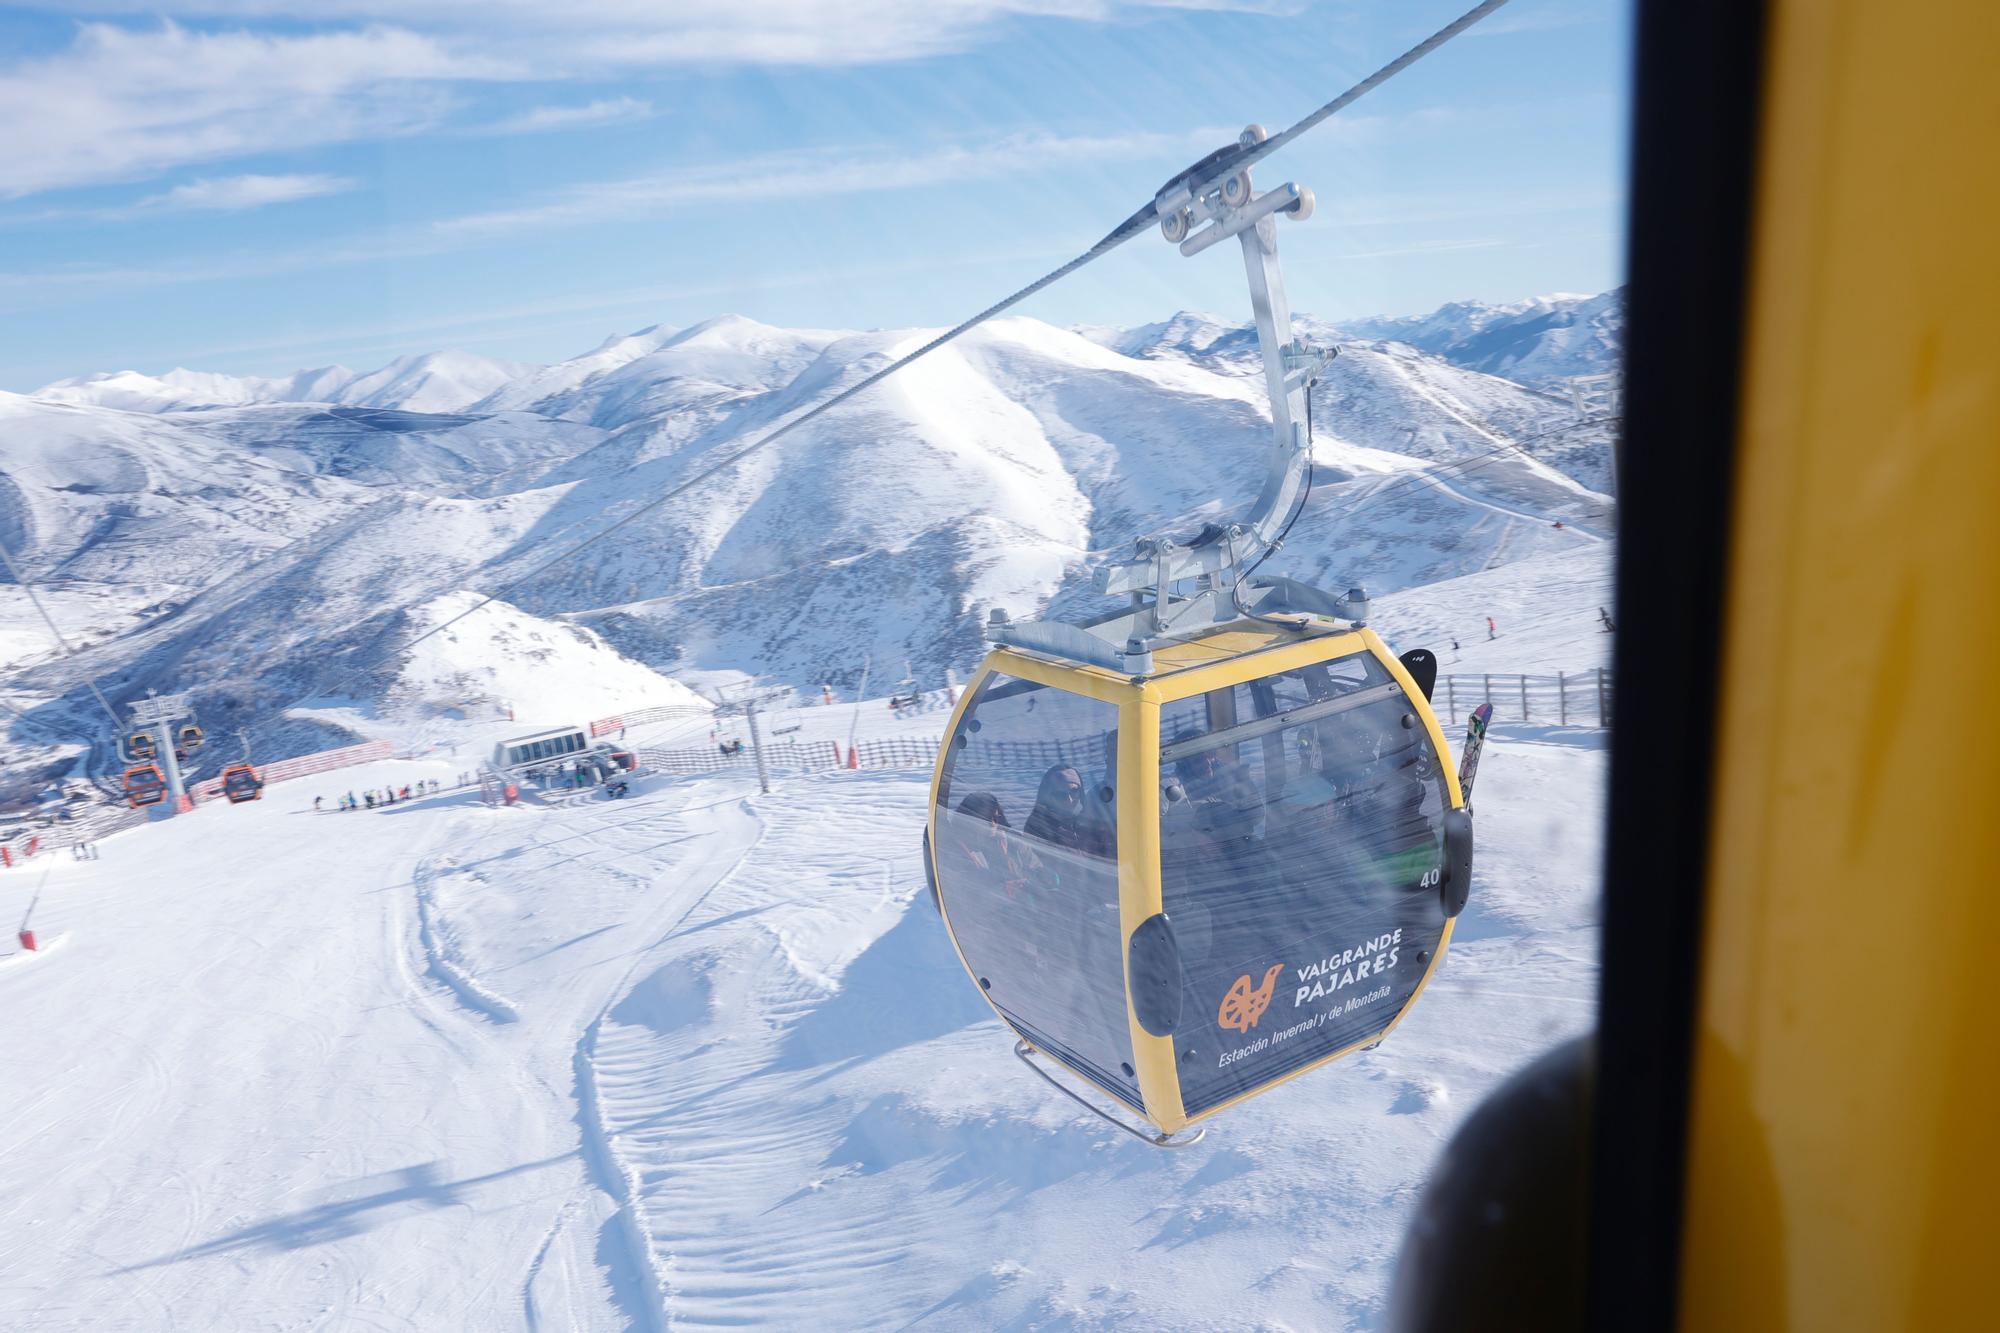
[0, 538, 125, 730]
[1229, 0, 1515, 181]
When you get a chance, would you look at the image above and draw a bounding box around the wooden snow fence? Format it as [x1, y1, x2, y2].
[186, 738, 394, 804]
[1435, 668, 1613, 727]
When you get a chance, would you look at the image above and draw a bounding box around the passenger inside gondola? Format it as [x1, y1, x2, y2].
[1024, 765, 1112, 858]
[945, 791, 1031, 901]
[934, 674, 1138, 1100]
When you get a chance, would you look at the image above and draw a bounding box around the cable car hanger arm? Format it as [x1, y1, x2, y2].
[993, 157, 1335, 672]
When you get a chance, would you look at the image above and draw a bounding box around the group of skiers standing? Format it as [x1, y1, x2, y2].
[315, 779, 443, 812]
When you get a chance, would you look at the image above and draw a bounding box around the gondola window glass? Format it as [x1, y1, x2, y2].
[934, 674, 1135, 1104]
[1159, 652, 1451, 1116]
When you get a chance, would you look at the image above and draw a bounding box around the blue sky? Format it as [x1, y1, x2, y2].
[0, 1, 1631, 391]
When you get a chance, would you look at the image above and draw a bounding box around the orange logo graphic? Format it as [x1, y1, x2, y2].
[1217, 964, 1285, 1033]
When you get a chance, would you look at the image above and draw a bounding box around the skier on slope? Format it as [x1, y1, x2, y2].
[1486, 616, 1498, 640]
[1599, 606, 1617, 633]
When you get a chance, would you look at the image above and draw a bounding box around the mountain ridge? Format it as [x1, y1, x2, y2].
[30, 290, 1622, 414]
[3, 301, 1618, 800]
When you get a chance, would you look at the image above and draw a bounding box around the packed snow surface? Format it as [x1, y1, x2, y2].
[2, 603, 1606, 1329]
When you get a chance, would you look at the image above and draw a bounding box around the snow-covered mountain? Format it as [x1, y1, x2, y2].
[1337, 288, 1624, 387]
[3, 298, 1617, 797]
[391, 591, 711, 722]
[337, 350, 537, 414]
[35, 350, 534, 416]
[31, 365, 359, 414]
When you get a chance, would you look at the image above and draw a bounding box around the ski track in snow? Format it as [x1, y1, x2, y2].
[570, 792, 765, 1333]
[583, 791, 917, 1327]
[413, 859, 522, 1023]
[1405, 462, 1610, 543]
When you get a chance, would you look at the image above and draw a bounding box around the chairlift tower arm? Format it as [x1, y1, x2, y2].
[1097, 127, 1333, 602]
[989, 129, 1353, 672]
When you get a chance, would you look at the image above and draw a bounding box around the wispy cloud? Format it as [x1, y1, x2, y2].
[57, 3, 1252, 70]
[0, 22, 512, 197]
[0, 128, 1221, 307]
[0, 4, 1285, 198]
[136, 173, 357, 213]
[0, 172, 358, 227]
[433, 128, 1224, 238]
[472, 97, 655, 136]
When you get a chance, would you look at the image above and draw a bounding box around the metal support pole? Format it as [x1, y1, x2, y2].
[156, 723, 190, 813]
[1231, 210, 1314, 555]
[1520, 675, 1529, 721]
[745, 697, 771, 795]
[1559, 671, 1568, 725]
[846, 654, 871, 759]
[1597, 667, 1607, 726]
[1484, 674, 1492, 709]
[1447, 675, 1457, 724]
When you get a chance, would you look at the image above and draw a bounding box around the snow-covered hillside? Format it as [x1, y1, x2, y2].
[392, 592, 712, 724]
[3, 295, 1617, 804]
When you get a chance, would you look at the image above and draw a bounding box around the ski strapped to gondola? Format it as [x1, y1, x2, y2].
[1457, 703, 1494, 805]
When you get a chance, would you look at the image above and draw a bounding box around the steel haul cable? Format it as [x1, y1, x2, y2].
[0, 538, 125, 730]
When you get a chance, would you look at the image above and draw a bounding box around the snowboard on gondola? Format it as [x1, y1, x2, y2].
[1457, 703, 1494, 805]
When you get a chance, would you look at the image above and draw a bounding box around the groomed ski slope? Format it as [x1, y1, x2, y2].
[1, 695, 1602, 1329]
